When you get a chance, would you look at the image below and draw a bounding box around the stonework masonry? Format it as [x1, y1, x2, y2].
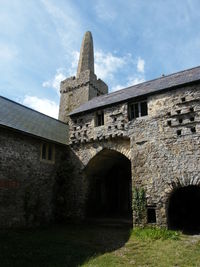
[69, 83, 200, 226]
[58, 31, 108, 123]
[1, 31, 200, 229]
[59, 70, 107, 123]
[0, 127, 85, 227]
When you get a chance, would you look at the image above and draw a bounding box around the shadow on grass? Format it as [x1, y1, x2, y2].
[0, 222, 131, 267]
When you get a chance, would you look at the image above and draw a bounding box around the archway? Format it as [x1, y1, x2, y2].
[167, 185, 200, 233]
[85, 149, 132, 222]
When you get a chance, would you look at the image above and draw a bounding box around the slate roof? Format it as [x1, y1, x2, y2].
[0, 96, 68, 145]
[70, 66, 200, 116]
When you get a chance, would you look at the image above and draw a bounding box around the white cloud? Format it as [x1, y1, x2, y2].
[23, 95, 59, 119]
[58, 49, 128, 81]
[44, 49, 146, 95]
[94, 50, 127, 80]
[111, 76, 145, 92]
[137, 57, 145, 73]
[42, 68, 66, 95]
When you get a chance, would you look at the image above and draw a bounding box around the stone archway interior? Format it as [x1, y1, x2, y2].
[85, 149, 132, 220]
[168, 185, 200, 233]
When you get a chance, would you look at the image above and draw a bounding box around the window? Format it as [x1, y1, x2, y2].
[128, 100, 148, 120]
[95, 110, 104, 126]
[147, 207, 156, 223]
[41, 143, 55, 163]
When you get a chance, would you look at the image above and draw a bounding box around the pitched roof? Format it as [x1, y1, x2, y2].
[0, 96, 68, 145]
[70, 65, 200, 116]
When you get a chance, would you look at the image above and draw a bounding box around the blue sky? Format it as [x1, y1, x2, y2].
[1, 0, 200, 118]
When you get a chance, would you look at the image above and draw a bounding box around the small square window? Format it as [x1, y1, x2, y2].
[177, 129, 181, 136]
[190, 117, 194, 122]
[191, 127, 196, 133]
[147, 207, 156, 223]
[128, 100, 148, 120]
[95, 111, 104, 127]
[167, 120, 171, 126]
[181, 97, 186, 102]
[190, 107, 194, 112]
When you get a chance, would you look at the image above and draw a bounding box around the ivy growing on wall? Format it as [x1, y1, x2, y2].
[132, 187, 146, 224]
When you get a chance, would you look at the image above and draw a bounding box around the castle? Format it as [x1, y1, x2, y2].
[1, 31, 200, 232]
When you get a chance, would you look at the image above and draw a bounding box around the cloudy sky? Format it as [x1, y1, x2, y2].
[1, 0, 200, 118]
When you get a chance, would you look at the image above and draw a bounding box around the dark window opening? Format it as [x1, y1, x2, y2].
[181, 97, 186, 102]
[167, 120, 171, 126]
[167, 112, 171, 116]
[115, 125, 118, 129]
[114, 117, 117, 122]
[190, 117, 194, 122]
[191, 127, 196, 133]
[141, 101, 148, 116]
[129, 100, 148, 121]
[179, 118, 183, 124]
[190, 107, 194, 112]
[95, 111, 104, 127]
[48, 146, 52, 160]
[147, 207, 156, 223]
[177, 129, 181, 136]
[42, 144, 46, 159]
[41, 143, 54, 162]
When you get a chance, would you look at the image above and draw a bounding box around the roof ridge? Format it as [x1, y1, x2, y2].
[109, 65, 200, 96]
[0, 95, 68, 125]
[77, 65, 200, 105]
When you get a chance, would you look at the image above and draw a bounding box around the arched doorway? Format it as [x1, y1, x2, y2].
[167, 185, 200, 233]
[85, 149, 132, 222]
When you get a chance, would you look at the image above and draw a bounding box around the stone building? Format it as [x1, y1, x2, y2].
[61, 31, 200, 232]
[1, 31, 200, 232]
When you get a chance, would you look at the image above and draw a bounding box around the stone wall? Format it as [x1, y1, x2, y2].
[59, 70, 108, 123]
[0, 127, 83, 227]
[69, 83, 200, 226]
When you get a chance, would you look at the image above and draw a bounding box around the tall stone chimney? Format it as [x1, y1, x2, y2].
[58, 31, 108, 123]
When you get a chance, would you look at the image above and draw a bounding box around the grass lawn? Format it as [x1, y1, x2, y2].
[0, 224, 199, 267]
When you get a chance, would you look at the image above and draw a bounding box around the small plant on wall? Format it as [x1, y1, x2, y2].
[132, 187, 146, 225]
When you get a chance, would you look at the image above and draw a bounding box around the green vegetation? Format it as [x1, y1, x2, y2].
[0, 225, 199, 267]
[132, 226, 180, 240]
[132, 187, 146, 224]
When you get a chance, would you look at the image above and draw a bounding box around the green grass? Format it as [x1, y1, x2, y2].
[131, 226, 180, 240]
[0, 224, 199, 267]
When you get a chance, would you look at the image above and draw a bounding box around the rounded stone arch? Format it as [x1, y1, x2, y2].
[165, 176, 200, 233]
[84, 148, 133, 221]
[82, 139, 131, 167]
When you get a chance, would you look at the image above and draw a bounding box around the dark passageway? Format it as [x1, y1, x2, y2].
[168, 185, 200, 234]
[85, 149, 132, 221]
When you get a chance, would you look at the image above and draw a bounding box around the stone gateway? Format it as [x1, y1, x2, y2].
[1, 31, 200, 232]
